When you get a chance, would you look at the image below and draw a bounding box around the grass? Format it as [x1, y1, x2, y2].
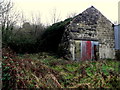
[2, 48, 120, 89]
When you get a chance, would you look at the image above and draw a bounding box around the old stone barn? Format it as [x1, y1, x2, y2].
[60, 6, 115, 61]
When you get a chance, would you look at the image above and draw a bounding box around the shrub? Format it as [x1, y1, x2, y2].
[7, 32, 37, 53]
[38, 18, 72, 52]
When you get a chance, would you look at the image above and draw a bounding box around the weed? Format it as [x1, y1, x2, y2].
[2, 48, 120, 88]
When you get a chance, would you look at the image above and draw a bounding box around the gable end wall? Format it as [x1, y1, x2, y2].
[96, 15, 115, 59]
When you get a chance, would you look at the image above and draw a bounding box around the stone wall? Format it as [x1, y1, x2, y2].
[96, 14, 115, 59]
[60, 6, 115, 60]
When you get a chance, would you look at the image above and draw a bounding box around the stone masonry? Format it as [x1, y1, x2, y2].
[60, 6, 115, 60]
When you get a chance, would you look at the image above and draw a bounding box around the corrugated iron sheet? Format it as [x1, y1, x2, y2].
[114, 25, 120, 50]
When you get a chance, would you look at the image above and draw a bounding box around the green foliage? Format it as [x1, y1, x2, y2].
[2, 24, 14, 46]
[38, 18, 72, 52]
[40, 59, 120, 88]
[2, 48, 120, 89]
[2, 21, 45, 53]
[2, 16, 72, 54]
[8, 32, 37, 53]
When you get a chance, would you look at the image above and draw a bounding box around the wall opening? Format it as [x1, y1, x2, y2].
[74, 40, 99, 61]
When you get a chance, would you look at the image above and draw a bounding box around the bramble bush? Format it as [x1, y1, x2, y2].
[2, 47, 120, 89]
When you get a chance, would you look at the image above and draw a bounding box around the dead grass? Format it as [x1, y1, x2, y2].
[2, 48, 120, 89]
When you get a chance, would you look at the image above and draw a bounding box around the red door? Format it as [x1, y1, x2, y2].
[81, 41, 92, 60]
[86, 41, 92, 60]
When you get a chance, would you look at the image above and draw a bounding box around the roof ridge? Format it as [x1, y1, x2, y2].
[72, 6, 113, 24]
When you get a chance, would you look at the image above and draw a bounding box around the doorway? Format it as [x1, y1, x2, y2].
[74, 40, 99, 61]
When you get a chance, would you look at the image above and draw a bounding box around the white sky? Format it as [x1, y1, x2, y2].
[12, 0, 119, 25]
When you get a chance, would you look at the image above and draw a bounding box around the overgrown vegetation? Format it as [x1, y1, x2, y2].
[37, 18, 72, 52]
[1, 0, 120, 89]
[2, 16, 72, 53]
[1, 0, 72, 54]
[2, 48, 120, 89]
[3, 21, 45, 53]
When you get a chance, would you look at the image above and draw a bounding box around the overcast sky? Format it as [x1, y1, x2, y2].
[12, 0, 119, 25]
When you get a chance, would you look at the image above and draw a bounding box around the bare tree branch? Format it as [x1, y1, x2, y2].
[50, 8, 61, 24]
[0, 0, 20, 43]
[66, 12, 77, 18]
